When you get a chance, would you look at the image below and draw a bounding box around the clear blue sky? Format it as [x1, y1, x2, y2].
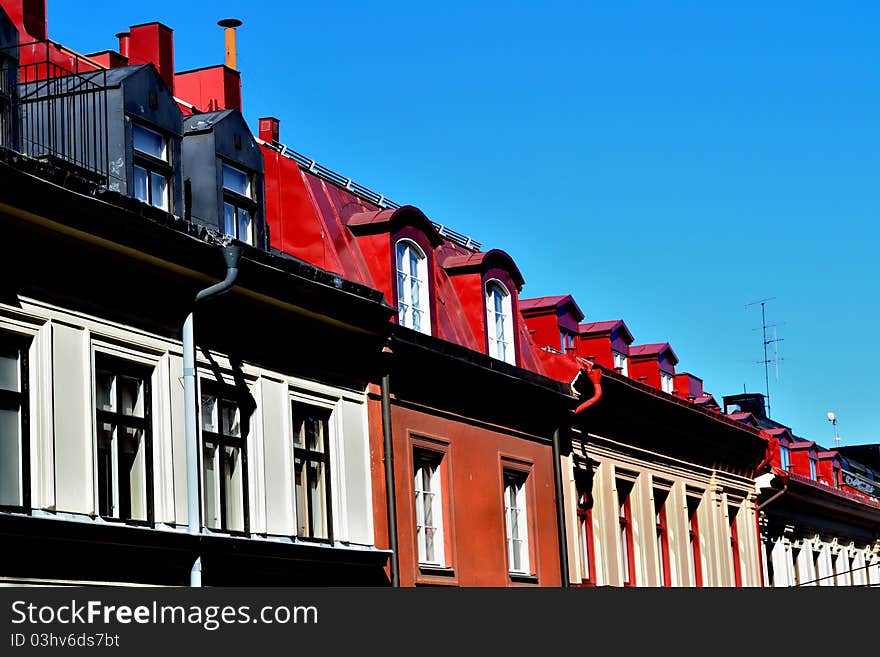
[47, 1, 879, 447]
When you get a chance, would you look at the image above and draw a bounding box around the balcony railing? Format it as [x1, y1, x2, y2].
[0, 40, 109, 185]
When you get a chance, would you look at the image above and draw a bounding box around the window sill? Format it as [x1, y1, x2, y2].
[418, 565, 456, 578]
[509, 573, 539, 585]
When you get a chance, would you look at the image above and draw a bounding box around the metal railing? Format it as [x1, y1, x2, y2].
[0, 40, 109, 185]
[258, 137, 482, 250]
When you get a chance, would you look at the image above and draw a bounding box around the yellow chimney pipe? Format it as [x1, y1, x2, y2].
[217, 18, 243, 70]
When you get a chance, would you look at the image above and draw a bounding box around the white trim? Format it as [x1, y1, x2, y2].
[395, 239, 431, 335]
[486, 280, 515, 365]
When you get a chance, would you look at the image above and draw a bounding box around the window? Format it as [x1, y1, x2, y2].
[729, 505, 742, 587]
[809, 456, 817, 480]
[0, 335, 29, 510]
[132, 123, 171, 211]
[395, 240, 431, 334]
[95, 356, 152, 523]
[577, 489, 596, 586]
[559, 330, 575, 353]
[414, 450, 445, 566]
[613, 351, 628, 376]
[779, 445, 790, 471]
[654, 489, 671, 587]
[486, 281, 515, 365]
[687, 495, 703, 587]
[617, 480, 636, 586]
[660, 371, 674, 393]
[292, 403, 332, 541]
[222, 163, 255, 246]
[503, 470, 530, 575]
[201, 385, 248, 533]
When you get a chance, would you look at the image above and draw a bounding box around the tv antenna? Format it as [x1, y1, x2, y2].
[745, 297, 784, 418]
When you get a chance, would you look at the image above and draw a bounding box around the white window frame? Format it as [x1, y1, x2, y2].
[93, 354, 152, 524]
[779, 445, 790, 471]
[660, 370, 674, 393]
[222, 163, 255, 246]
[414, 451, 445, 567]
[199, 381, 248, 534]
[503, 470, 530, 575]
[613, 351, 628, 376]
[0, 333, 29, 510]
[132, 123, 171, 211]
[395, 239, 431, 335]
[291, 400, 334, 542]
[809, 456, 817, 480]
[486, 280, 515, 365]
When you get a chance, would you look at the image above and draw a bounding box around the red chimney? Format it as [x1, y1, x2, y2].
[116, 31, 130, 58]
[127, 22, 175, 94]
[259, 117, 280, 143]
[1, 0, 47, 40]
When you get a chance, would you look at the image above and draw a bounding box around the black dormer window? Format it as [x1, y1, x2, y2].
[133, 123, 172, 211]
[222, 163, 255, 246]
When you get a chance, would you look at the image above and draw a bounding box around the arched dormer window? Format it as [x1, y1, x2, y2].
[395, 239, 431, 334]
[486, 280, 515, 364]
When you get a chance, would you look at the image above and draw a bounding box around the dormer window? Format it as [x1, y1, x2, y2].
[395, 239, 431, 334]
[779, 445, 790, 471]
[809, 456, 817, 480]
[222, 163, 255, 246]
[132, 123, 171, 211]
[613, 351, 628, 376]
[486, 280, 515, 365]
[660, 371, 674, 394]
[560, 330, 576, 353]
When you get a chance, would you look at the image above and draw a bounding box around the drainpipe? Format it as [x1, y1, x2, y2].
[573, 360, 603, 416]
[552, 427, 570, 588]
[183, 245, 243, 587]
[554, 361, 603, 588]
[380, 369, 400, 587]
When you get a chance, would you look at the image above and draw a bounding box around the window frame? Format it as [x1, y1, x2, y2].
[502, 466, 532, 578]
[612, 350, 628, 376]
[576, 490, 596, 587]
[809, 455, 817, 480]
[729, 504, 743, 587]
[654, 489, 671, 587]
[779, 444, 790, 471]
[659, 370, 674, 393]
[486, 279, 516, 365]
[221, 162, 257, 246]
[93, 354, 154, 525]
[132, 122, 172, 212]
[0, 333, 30, 512]
[290, 401, 334, 543]
[200, 380, 250, 535]
[395, 239, 432, 335]
[413, 448, 446, 567]
[617, 480, 637, 586]
[687, 495, 703, 587]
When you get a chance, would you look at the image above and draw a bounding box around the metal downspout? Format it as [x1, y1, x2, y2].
[183, 245, 242, 587]
[380, 369, 400, 587]
[552, 428, 570, 588]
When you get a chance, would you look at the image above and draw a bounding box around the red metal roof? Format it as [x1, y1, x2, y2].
[261, 145, 551, 376]
[519, 294, 585, 321]
[441, 249, 526, 290]
[629, 342, 679, 365]
[578, 320, 634, 344]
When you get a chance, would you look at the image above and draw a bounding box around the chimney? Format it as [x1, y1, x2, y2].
[217, 18, 242, 70]
[127, 22, 175, 94]
[115, 31, 130, 58]
[259, 117, 280, 143]
[4, 0, 47, 40]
